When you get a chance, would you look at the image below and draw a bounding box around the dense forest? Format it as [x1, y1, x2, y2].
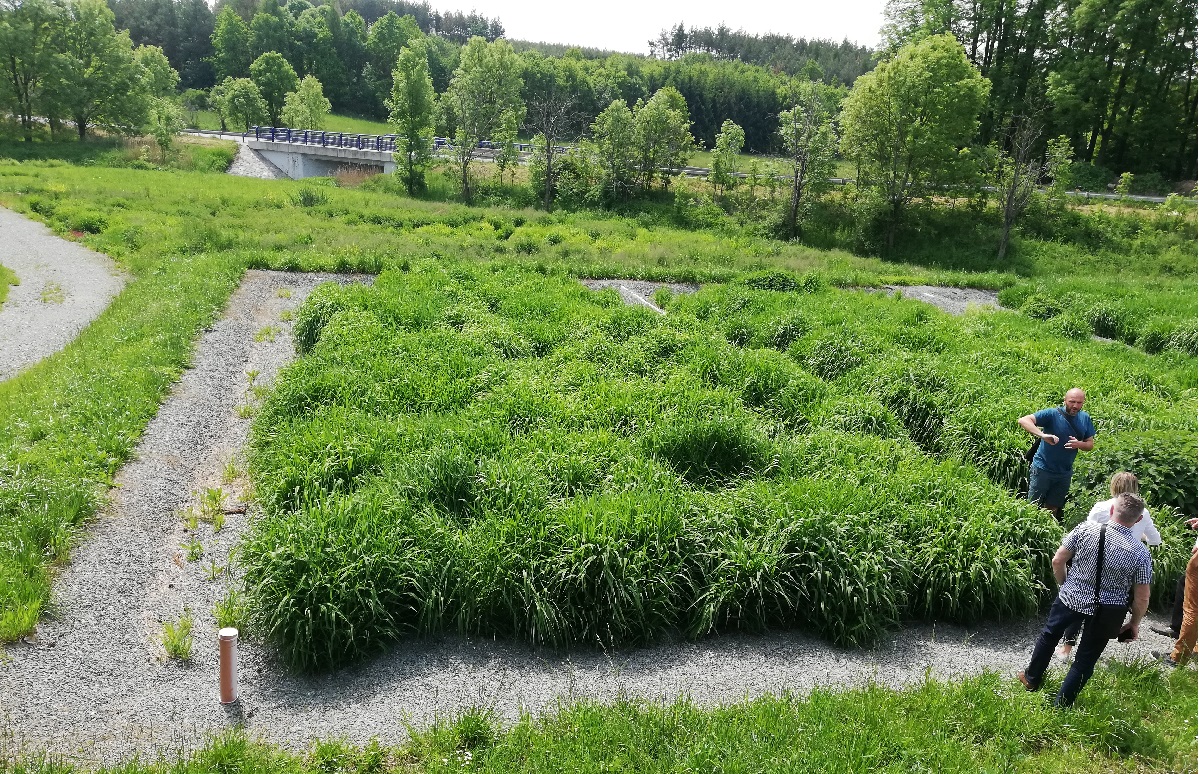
[2, 0, 1194, 181]
[883, 0, 1197, 183]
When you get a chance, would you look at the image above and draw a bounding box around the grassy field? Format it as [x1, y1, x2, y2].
[0, 132, 1194, 771]
[0, 262, 15, 306]
[2, 662, 1194, 773]
[0, 137, 1194, 648]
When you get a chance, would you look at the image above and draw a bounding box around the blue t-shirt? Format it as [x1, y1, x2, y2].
[1031, 407, 1096, 475]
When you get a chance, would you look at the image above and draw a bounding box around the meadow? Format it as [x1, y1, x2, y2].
[0, 133, 1194, 771]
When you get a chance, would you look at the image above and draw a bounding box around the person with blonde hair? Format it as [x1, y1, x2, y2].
[1057, 472, 1160, 660]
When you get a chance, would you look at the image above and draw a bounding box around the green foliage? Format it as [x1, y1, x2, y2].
[215, 77, 267, 131]
[777, 81, 838, 238]
[708, 119, 744, 197]
[250, 51, 299, 127]
[280, 75, 331, 130]
[387, 40, 435, 196]
[147, 98, 184, 163]
[840, 34, 990, 250]
[161, 609, 194, 660]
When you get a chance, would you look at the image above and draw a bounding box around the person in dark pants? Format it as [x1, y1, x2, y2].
[1018, 493, 1152, 707]
[1019, 388, 1096, 522]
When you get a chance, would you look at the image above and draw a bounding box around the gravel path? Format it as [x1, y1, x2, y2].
[580, 279, 700, 314]
[0, 207, 126, 381]
[0, 270, 1178, 768]
[881, 285, 1000, 315]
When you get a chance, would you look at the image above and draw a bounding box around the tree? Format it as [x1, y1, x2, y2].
[280, 73, 329, 128]
[709, 118, 744, 197]
[994, 108, 1044, 260]
[210, 6, 251, 81]
[365, 11, 422, 111]
[387, 39, 434, 195]
[217, 76, 266, 129]
[522, 52, 588, 209]
[590, 98, 637, 203]
[176, 0, 215, 89]
[135, 44, 180, 97]
[249, 50, 297, 126]
[52, 0, 150, 140]
[443, 36, 523, 202]
[777, 81, 838, 238]
[0, 0, 63, 141]
[148, 96, 184, 161]
[492, 110, 519, 185]
[840, 33, 990, 249]
[633, 86, 696, 190]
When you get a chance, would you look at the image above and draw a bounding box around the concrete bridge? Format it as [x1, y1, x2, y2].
[244, 127, 400, 178]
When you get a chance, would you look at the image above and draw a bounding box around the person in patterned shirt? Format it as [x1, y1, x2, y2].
[1018, 492, 1153, 707]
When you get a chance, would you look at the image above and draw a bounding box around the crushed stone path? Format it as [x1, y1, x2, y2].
[0, 270, 1178, 768]
[0, 206, 127, 381]
[881, 285, 1000, 315]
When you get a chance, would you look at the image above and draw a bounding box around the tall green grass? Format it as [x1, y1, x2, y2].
[244, 263, 1194, 671]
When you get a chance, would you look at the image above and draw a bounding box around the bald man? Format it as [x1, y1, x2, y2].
[1019, 388, 1096, 521]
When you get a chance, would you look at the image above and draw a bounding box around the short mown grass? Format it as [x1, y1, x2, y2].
[1, 662, 1193, 773]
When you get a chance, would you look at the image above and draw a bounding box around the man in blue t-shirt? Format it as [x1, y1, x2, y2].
[1019, 387, 1097, 521]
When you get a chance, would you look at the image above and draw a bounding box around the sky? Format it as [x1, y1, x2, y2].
[463, 0, 890, 54]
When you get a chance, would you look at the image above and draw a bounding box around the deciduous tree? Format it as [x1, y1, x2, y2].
[840, 33, 990, 249]
[148, 95, 184, 160]
[210, 6, 251, 81]
[387, 39, 434, 195]
[53, 0, 150, 139]
[633, 86, 695, 190]
[778, 81, 837, 238]
[443, 36, 523, 202]
[0, 0, 63, 141]
[136, 44, 180, 97]
[217, 75, 265, 129]
[590, 98, 637, 203]
[709, 118, 743, 196]
[249, 49, 297, 126]
[280, 73, 329, 128]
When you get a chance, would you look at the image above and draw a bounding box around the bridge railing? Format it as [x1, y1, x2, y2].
[249, 127, 562, 156]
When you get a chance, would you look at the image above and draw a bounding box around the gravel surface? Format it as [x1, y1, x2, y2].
[580, 279, 700, 314]
[0, 206, 126, 381]
[227, 144, 289, 180]
[0, 270, 1179, 767]
[881, 285, 1000, 315]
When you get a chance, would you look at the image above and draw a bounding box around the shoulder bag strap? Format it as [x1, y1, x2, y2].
[1057, 407, 1084, 438]
[1093, 524, 1107, 610]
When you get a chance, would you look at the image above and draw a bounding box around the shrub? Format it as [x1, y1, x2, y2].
[1136, 319, 1175, 354]
[1020, 294, 1062, 320]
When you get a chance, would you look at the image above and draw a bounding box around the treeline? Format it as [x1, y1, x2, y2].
[649, 23, 875, 85]
[883, 0, 1197, 184]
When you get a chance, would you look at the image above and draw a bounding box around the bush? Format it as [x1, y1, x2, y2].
[1020, 294, 1062, 320]
[1136, 319, 1175, 354]
[1068, 162, 1114, 193]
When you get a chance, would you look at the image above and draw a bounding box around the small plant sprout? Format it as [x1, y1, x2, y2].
[40, 282, 65, 304]
[246, 369, 260, 385]
[213, 590, 249, 630]
[199, 487, 225, 521]
[277, 288, 292, 298]
[181, 508, 199, 531]
[205, 559, 225, 581]
[182, 536, 203, 561]
[161, 609, 194, 661]
[235, 404, 255, 419]
[221, 459, 239, 483]
[254, 325, 281, 343]
[212, 510, 226, 533]
[279, 309, 294, 322]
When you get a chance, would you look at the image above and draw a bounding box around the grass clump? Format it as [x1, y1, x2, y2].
[161, 609, 194, 661]
[0, 262, 16, 307]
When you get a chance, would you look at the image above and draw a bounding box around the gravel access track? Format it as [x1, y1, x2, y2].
[580, 279, 700, 314]
[881, 285, 1000, 316]
[0, 206, 126, 381]
[0, 270, 1176, 767]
